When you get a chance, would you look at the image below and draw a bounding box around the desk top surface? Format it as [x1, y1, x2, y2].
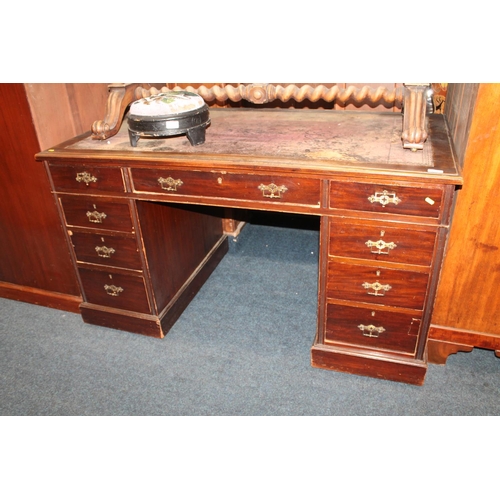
[38, 109, 461, 183]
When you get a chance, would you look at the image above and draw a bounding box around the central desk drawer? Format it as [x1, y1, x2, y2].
[327, 262, 429, 310]
[131, 168, 321, 206]
[330, 180, 444, 218]
[70, 231, 142, 270]
[59, 196, 135, 232]
[324, 303, 420, 355]
[79, 268, 151, 314]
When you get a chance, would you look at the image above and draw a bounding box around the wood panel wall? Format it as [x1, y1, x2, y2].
[429, 83, 500, 362]
[25, 83, 109, 151]
[443, 83, 479, 166]
[0, 83, 109, 312]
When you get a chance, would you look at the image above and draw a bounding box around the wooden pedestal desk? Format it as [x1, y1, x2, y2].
[36, 108, 462, 385]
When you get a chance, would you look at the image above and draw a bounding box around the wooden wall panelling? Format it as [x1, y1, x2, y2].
[25, 83, 109, 150]
[443, 83, 479, 166]
[0, 84, 81, 311]
[428, 83, 500, 363]
[0, 83, 110, 312]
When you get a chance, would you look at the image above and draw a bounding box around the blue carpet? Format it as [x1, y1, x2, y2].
[1, 218, 499, 416]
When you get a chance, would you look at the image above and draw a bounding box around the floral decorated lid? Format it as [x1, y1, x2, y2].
[129, 90, 206, 117]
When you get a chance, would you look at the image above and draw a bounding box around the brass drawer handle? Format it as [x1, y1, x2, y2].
[258, 183, 288, 199]
[95, 245, 115, 258]
[104, 284, 123, 296]
[365, 239, 397, 254]
[76, 171, 97, 185]
[367, 189, 401, 206]
[86, 210, 107, 223]
[158, 176, 183, 191]
[358, 324, 385, 337]
[362, 281, 392, 296]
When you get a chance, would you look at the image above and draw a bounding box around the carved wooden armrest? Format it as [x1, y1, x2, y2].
[92, 82, 431, 150]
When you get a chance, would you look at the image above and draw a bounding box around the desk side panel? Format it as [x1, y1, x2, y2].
[135, 201, 226, 313]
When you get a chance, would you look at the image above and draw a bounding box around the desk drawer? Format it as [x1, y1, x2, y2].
[131, 168, 321, 206]
[79, 268, 151, 314]
[324, 303, 420, 355]
[59, 196, 135, 232]
[49, 163, 125, 194]
[327, 262, 429, 310]
[330, 181, 443, 218]
[70, 231, 142, 270]
[329, 220, 437, 267]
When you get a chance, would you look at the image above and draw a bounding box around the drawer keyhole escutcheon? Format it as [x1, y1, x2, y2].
[258, 183, 288, 199]
[95, 245, 115, 258]
[362, 281, 392, 296]
[104, 284, 123, 296]
[86, 210, 107, 223]
[358, 324, 385, 337]
[365, 239, 397, 254]
[368, 190, 401, 206]
[76, 171, 97, 185]
[158, 176, 183, 191]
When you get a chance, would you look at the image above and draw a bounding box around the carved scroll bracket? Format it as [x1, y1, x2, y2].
[91, 83, 157, 140]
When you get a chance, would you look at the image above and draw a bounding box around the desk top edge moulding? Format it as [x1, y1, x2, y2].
[90, 83, 431, 151]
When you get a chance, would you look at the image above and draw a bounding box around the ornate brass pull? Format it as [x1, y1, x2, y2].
[358, 324, 385, 337]
[367, 190, 401, 206]
[76, 171, 97, 185]
[365, 239, 397, 254]
[362, 281, 392, 296]
[86, 210, 107, 223]
[95, 245, 115, 258]
[104, 284, 123, 296]
[158, 176, 183, 191]
[258, 183, 288, 199]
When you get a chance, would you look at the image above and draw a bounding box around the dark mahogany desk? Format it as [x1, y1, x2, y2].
[37, 108, 462, 384]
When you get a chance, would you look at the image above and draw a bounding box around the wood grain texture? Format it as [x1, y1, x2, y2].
[431, 84, 500, 335]
[327, 261, 429, 310]
[444, 83, 479, 167]
[311, 344, 427, 385]
[0, 84, 81, 303]
[328, 218, 437, 267]
[135, 201, 225, 313]
[324, 302, 420, 355]
[25, 83, 109, 150]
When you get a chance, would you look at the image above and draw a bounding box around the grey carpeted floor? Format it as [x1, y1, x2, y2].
[1, 215, 499, 416]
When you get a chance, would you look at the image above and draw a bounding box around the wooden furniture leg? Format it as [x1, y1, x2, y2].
[427, 339, 474, 364]
[428, 325, 500, 364]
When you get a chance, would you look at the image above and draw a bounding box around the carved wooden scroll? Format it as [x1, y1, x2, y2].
[91, 83, 431, 150]
[91, 83, 155, 140]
